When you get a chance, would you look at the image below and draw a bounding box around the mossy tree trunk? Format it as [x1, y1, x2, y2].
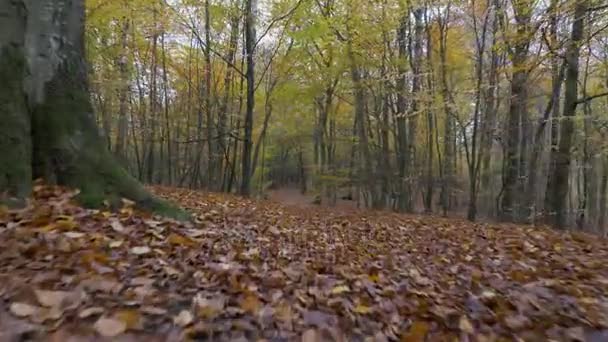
[0, 0, 184, 218]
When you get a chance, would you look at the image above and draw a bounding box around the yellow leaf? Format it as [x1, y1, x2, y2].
[331, 285, 350, 295]
[167, 233, 195, 247]
[354, 304, 372, 314]
[115, 309, 142, 330]
[56, 216, 78, 230]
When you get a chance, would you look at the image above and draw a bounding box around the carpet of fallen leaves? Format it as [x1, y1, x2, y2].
[2, 185, 608, 341]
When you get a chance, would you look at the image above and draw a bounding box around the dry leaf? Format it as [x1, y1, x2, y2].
[354, 304, 372, 314]
[64, 232, 85, 239]
[168, 233, 195, 246]
[458, 316, 474, 334]
[115, 309, 142, 330]
[78, 307, 105, 318]
[402, 321, 430, 342]
[302, 329, 319, 342]
[194, 295, 225, 318]
[10, 303, 40, 318]
[109, 240, 124, 248]
[34, 289, 80, 309]
[110, 219, 125, 233]
[140, 306, 167, 316]
[173, 310, 193, 327]
[130, 246, 151, 255]
[240, 294, 262, 314]
[331, 285, 350, 295]
[94, 317, 127, 337]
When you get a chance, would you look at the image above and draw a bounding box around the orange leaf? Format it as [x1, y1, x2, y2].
[401, 321, 430, 342]
[240, 294, 262, 314]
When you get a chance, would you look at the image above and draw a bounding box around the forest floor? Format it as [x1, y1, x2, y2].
[1, 185, 608, 341]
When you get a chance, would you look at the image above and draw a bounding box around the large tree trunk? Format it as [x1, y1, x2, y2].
[546, 0, 587, 229]
[0, 0, 183, 218]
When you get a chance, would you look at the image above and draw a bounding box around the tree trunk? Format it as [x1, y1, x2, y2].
[240, 0, 256, 196]
[0, 0, 183, 218]
[501, 48, 528, 221]
[395, 13, 410, 212]
[546, 0, 587, 229]
[115, 18, 130, 163]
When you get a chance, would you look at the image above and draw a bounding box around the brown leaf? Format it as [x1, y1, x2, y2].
[114, 309, 142, 330]
[194, 295, 225, 318]
[240, 294, 262, 314]
[401, 321, 430, 342]
[302, 329, 319, 342]
[167, 233, 196, 247]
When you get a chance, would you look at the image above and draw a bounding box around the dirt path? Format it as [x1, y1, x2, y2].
[267, 187, 359, 211]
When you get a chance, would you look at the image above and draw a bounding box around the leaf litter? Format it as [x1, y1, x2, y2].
[1, 184, 608, 340]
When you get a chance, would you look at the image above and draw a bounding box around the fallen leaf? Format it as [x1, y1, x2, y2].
[194, 295, 225, 318]
[34, 289, 80, 309]
[458, 316, 474, 334]
[354, 304, 372, 314]
[130, 246, 151, 255]
[115, 309, 142, 330]
[331, 285, 350, 295]
[10, 302, 40, 318]
[64, 232, 85, 239]
[109, 240, 124, 248]
[110, 219, 125, 233]
[140, 306, 167, 316]
[94, 317, 127, 337]
[168, 233, 195, 247]
[78, 307, 105, 318]
[240, 294, 262, 314]
[402, 321, 430, 342]
[173, 310, 193, 327]
[302, 329, 319, 342]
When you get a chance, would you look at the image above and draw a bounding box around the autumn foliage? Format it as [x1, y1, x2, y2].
[1, 185, 608, 340]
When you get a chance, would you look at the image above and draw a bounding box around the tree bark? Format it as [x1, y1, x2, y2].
[240, 0, 256, 196]
[0, 0, 183, 218]
[115, 18, 130, 163]
[546, 0, 587, 229]
[500, 0, 532, 221]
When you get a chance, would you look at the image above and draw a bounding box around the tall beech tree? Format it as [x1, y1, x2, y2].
[0, 0, 181, 217]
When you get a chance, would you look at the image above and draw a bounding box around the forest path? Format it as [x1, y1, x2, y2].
[267, 187, 359, 211]
[1, 185, 608, 341]
[267, 187, 314, 207]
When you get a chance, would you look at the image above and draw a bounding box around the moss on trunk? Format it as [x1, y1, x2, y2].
[0, 45, 31, 206]
[0, 0, 187, 220]
[30, 61, 187, 220]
